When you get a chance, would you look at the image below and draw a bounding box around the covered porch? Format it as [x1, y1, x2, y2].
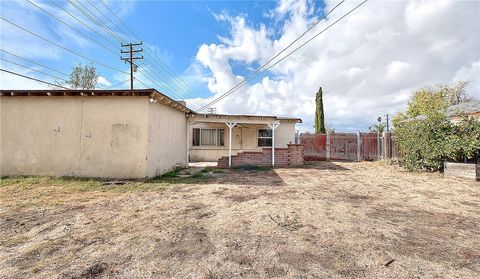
[186, 113, 300, 167]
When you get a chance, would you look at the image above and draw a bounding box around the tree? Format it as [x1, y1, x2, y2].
[370, 123, 386, 133]
[442, 81, 473, 106]
[393, 81, 473, 125]
[314, 87, 326, 134]
[406, 87, 447, 117]
[55, 63, 99, 89]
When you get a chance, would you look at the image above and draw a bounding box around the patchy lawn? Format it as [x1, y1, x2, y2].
[0, 162, 479, 278]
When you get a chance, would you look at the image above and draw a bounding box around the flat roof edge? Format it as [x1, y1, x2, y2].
[0, 89, 193, 113]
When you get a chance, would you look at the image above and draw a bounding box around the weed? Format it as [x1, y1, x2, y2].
[268, 213, 302, 231]
[191, 172, 205, 178]
[161, 167, 184, 178]
[200, 167, 214, 173]
[204, 269, 226, 279]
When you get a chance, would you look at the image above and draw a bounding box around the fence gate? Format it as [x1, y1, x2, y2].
[330, 133, 358, 161]
[360, 132, 379, 161]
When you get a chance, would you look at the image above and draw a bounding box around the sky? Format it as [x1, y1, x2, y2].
[0, 0, 479, 132]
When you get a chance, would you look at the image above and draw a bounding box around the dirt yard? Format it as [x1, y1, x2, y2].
[1, 161, 479, 278]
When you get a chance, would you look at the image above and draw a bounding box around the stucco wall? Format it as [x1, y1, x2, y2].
[1, 96, 149, 178]
[146, 101, 187, 177]
[188, 121, 297, 162]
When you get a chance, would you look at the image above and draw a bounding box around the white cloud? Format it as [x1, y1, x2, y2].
[386, 61, 411, 81]
[97, 76, 111, 87]
[193, 0, 480, 131]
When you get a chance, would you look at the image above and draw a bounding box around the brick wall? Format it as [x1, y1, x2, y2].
[218, 144, 304, 168]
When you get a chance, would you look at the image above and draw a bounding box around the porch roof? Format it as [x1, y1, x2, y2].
[186, 113, 302, 124]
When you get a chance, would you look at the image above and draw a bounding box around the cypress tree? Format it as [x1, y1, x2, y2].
[314, 87, 326, 134]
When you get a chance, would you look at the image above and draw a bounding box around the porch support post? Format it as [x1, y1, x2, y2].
[186, 121, 191, 164]
[268, 122, 280, 166]
[225, 122, 237, 167]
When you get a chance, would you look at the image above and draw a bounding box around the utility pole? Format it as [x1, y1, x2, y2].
[121, 42, 143, 90]
[207, 107, 216, 114]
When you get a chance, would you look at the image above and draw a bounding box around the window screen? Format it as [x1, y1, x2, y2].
[201, 129, 217, 145]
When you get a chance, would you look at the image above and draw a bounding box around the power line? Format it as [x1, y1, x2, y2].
[0, 57, 68, 82]
[199, 0, 369, 111]
[0, 68, 70, 89]
[0, 49, 69, 77]
[98, 0, 207, 104]
[197, 0, 346, 111]
[134, 60, 202, 106]
[79, 2, 205, 108]
[0, 16, 128, 74]
[133, 77, 150, 89]
[85, 0, 129, 43]
[26, 0, 120, 57]
[68, 0, 124, 44]
[104, 79, 130, 89]
[69, 1, 201, 105]
[134, 60, 206, 109]
[48, 0, 119, 49]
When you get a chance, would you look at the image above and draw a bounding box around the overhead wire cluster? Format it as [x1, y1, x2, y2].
[0, 0, 369, 111]
[0, 0, 208, 109]
[197, 0, 369, 111]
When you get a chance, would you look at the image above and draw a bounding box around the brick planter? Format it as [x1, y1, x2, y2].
[444, 162, 479, 181]
[218, 144, 304, 168]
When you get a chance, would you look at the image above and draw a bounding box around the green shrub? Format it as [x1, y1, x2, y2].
[395, 115, 480, 171]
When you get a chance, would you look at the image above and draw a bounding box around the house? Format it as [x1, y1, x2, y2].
[0, 89, 303, 178]
[444, 99, 480, 123]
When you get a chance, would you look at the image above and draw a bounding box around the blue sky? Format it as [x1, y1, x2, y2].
[1, 0, 479, 131]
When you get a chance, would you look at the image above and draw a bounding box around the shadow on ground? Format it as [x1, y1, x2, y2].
[303, 161, 351, 171]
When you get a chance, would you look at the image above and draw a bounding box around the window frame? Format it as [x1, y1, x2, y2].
[257, 128, 273, 147]
[192, 128, 225, 147]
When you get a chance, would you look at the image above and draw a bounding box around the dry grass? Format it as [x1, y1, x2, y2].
[1, 161, 479, 278]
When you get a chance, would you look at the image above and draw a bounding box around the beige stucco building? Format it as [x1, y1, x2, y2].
[1, 89, 190, 178]
[1, 89, 301, 178]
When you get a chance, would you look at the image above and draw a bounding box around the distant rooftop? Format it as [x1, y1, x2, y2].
[445, 99, 480, 116]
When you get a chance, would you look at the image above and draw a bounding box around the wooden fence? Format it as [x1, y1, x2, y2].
[300, 132, 399, 162]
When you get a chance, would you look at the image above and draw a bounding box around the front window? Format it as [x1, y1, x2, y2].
[193, 128, 225, 146]
[258, 129, 272, 147]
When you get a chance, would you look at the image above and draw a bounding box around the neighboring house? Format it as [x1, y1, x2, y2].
[0, 89, 302, 178]
[399, 99, 480, 124]
[444, 99, 480, 123]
